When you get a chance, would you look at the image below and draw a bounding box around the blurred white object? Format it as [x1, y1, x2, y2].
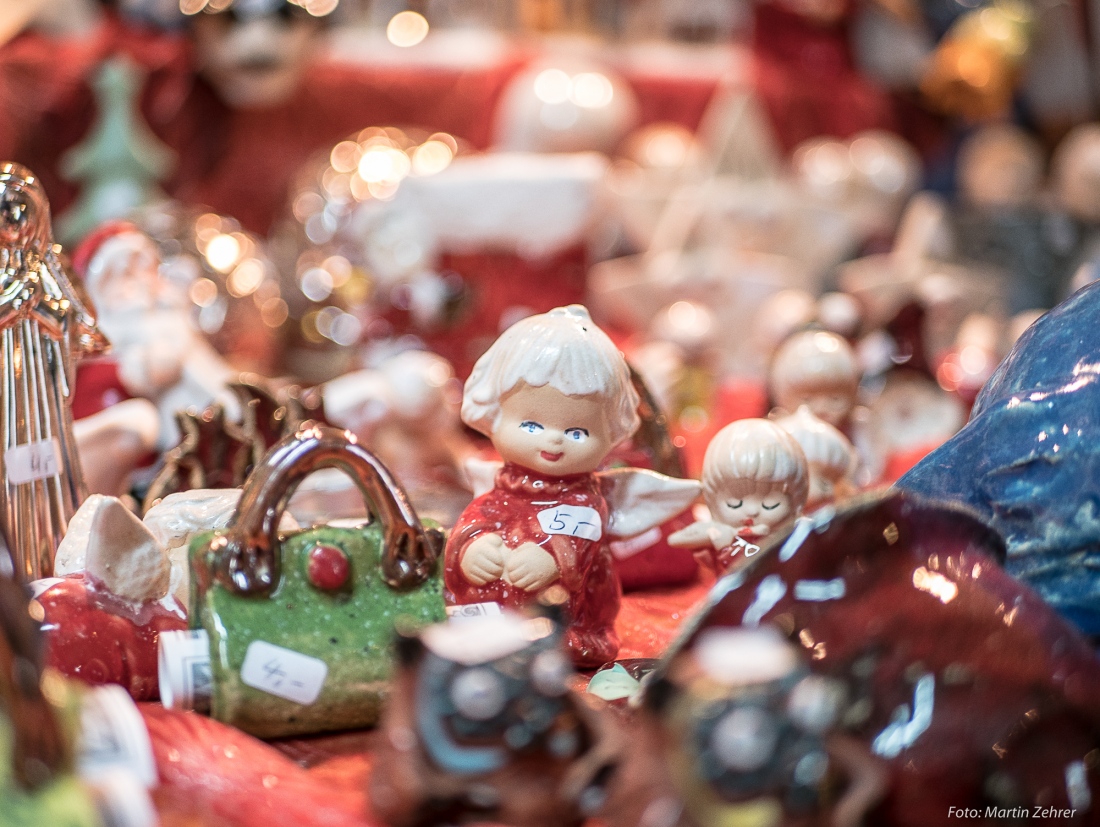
[493, 58, 639, 155]
[143, 488, 297, 605]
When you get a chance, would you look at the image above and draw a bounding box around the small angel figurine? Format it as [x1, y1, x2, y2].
[444, 306, 700, 667]
[777, 405, 857, 511]
[769, 330, 861, 432]
[669, 419, 808, 574]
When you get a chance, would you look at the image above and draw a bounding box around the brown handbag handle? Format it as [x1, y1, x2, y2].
[211, 422, 441, 595]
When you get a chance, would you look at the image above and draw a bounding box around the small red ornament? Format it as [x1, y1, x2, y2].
[307, 544, 350, 591]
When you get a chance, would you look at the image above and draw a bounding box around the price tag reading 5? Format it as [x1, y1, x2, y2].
[537, 505, 602, 541]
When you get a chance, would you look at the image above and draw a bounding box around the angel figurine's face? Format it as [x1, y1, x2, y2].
[493, 384, 614, 477]
[713, 488, 792, 533]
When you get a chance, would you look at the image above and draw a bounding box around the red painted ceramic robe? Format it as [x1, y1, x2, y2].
[444, 463, 620, 668]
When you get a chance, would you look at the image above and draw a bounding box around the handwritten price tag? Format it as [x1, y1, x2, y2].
[537, 504, 602, 541]
[240, 641, 327, 705]
[5, 438, 61, 484]
[446, 601, 503, 621]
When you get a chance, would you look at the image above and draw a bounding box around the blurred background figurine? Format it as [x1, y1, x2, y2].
[777, 405, 857, 511]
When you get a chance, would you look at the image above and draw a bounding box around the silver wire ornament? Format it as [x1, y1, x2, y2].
[0, 163, 107, 581]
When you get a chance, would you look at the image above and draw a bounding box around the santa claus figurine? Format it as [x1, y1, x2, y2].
[71, 221, 236, 452]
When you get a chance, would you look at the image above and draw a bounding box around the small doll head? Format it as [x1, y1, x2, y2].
[777, 406, 856, 509]
[769, 330, 860, 429]
[702, 419, 808, 533]
[462, 305, 640, 476]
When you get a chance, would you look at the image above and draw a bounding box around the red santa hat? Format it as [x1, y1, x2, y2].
[70, 221, 148, 291]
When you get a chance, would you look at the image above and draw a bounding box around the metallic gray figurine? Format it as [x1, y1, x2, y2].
[0, 163, 107, 580]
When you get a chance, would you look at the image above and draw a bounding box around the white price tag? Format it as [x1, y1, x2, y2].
[446, 601, 503, 621]
[240, 640, 327, 705]
[729, 536, 762, 558]
[158, 629, 212, 713]
[29, 577, 64, 598]
[537, 504, 602, 541]
[78, 684, 157, 788]
[5, 438, 61, 484]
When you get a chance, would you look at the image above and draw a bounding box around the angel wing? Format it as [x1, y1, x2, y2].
[463, 457, 504, 498]
[598, 468, 701, 539]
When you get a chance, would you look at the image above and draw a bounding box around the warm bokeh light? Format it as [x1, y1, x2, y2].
[205, 233, 241, 273]
[387, 11, 429, 47]
[412, 140, 454, 176]
[533, 69, 572, 104]
[571, 72, 614, 108]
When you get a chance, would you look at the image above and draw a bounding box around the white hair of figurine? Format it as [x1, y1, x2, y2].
[776, 405, 855, 482]
[461, 305, 640, 445]
[702, 418, 808, 507]
[770, 330, 860, 402]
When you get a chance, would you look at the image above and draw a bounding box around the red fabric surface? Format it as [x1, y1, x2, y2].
[750, 3, 897, 152]
[422, 246, 589, 376]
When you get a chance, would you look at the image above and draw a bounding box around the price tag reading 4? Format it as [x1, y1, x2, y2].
[537, 504, 602, 541]
[5, 438, 61, 484]
[240, 641, 328, 705]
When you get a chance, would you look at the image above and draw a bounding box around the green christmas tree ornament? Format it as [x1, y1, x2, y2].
[56, 55, 175, 246]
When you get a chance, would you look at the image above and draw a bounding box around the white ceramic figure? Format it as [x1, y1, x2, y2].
[776, 405, 856, 510]
[669, 418, 808, 574]
[769, 330, 861, 431]
[443, 305, 700, 666]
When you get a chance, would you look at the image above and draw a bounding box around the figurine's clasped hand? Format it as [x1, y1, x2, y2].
[460, 533, 506, 586]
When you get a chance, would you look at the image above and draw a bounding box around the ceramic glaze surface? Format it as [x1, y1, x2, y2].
[659, 492, 1100, 826]
[444, 463, 619, 667]
[37, 574, 187, 701]
[899, 280, 1100, 636]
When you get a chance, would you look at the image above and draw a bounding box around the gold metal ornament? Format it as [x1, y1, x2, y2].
[0, 163, 107, 581]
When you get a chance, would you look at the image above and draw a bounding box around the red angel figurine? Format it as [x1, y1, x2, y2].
[444, 305, 700, 667]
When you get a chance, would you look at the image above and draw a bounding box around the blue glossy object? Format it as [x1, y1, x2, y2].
[898, 280, 1100, 636]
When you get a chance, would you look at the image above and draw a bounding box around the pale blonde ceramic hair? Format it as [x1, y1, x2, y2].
[777, 406, 856, 482]
[769, 330, 859, 404]
[461, 305, 641, 444]
[702, 419, 808, 510]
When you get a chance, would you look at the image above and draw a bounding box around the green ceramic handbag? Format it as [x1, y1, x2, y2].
[188, 424, 446, 738]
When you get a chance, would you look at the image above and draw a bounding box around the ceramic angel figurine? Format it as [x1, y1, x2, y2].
[669, 419, 808, 574]
[769, 330, 861, 432]
[777, 405, 857, 511]
[443, 306, 700, 667]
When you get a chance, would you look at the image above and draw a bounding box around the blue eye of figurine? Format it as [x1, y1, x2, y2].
[565, 428, 589, 442]
[762, 501, 782, 511]
[520, 420, 544, 434]
[727, 500, 744, 509]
